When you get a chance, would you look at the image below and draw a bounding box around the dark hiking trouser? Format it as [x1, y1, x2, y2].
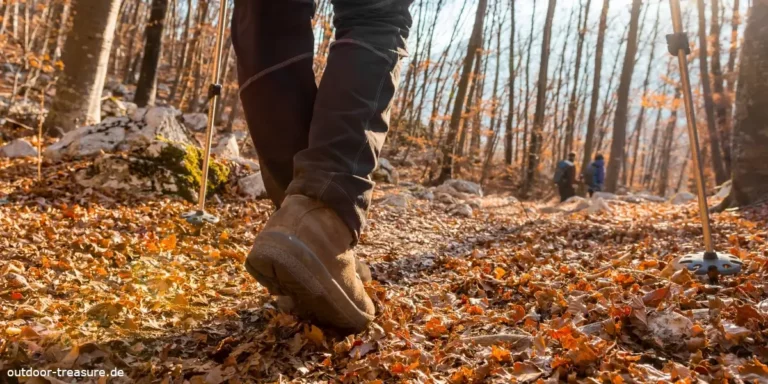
[232, 0, 412, 243]
[558, 184, 575, 203]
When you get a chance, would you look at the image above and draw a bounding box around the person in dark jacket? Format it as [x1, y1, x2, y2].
[555, 153, 577, 202]
[231, 0, 413, 333]
[584, 154, 606, 197]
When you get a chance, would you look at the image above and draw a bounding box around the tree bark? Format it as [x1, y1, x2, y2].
[721, 1, 768, 209]
[134, 0, 170, 107]
[437, 0, 487, 183]
[658, 89, 681, 197]
[605, 0, 641, 192]
[579, 0, 609, 194]
[710, 0, 731, 175]
[696, 0, 728, 185]
[44, 0, 122, 135]
[504, 0, 516, 166]
[522, 0, 556, 195]
[629, 5, 661, 187]
[563, 0, 591, 156]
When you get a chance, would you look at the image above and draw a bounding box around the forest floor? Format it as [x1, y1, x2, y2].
[1, 154, 768, 384]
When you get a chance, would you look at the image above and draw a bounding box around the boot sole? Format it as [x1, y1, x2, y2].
[244, 231, 374, 332]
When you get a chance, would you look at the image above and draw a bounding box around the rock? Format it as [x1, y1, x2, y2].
[75, 140, 231, 202]
[416, 190, 434, 201]
[182, 113, 208, 132]
[373, 158, 399, 184]
[229, 156, 260, 172]
[539, 206, 565, 214]
[238, 172, 267, 200]
[0, 139, 38, 158]
[647, 311, 693, 346]
[448, 203, 473, 218]
[101, 97, 128, 118]
[560, 196, 587, 205]
[381, 193, 410, 208]
[636, 193, 667, 203]
[466, 198, 482, 209]
[436, 192, 456, 205]
[45, 107, 197, 159]
[714, 180, 732, 199]
[442, 179, 483, 197]
[105, 80, 129, 97]
[6, 100, 46, 126]
[212, 134, 240, 159]
[592, 192, 619, 201]
[587, 197, 612, 214]
[619, 194, 643, 204]
[670, 191, 696, 205]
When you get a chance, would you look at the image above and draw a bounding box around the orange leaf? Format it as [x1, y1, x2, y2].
[494, 267, 507, 280]
[160, 234, 177, 251]
[491, 345, 511, 362]
[390, 362, 406, 375]
[303, 324, 324, 345]
[219, 231, 230, 241]
[10, 292, 23, 300]
[425, 317, 448, 338]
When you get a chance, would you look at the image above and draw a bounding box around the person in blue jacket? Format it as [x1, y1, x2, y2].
[583, 154, 606, 197]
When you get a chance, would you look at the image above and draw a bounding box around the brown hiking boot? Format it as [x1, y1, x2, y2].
[245, 195, 375, 332]
[276, 259, 372, 314]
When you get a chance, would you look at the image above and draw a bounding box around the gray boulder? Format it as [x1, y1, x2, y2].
[238, 172, 267, 200]
[45, 107, 197, 159]
[670, 191, 696, 205]
[381, 193, 410, 209]
[448, 203, 473, 218]
[372, 158, 399, 184]
[0, 139, 38, 158]
[442, 179, 483, 197]
[212, 134, 240, 159]
[182, 112, 208, 132]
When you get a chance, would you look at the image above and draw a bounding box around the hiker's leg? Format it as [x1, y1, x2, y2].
[286, 0, 413, 240]
[232, 0, 316, 208]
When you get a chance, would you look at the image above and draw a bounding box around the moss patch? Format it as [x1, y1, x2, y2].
[130, 139, 230, 202]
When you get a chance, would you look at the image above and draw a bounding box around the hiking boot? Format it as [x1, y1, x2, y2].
[245, 195, 375, 332]
[276, 259, 372, 314]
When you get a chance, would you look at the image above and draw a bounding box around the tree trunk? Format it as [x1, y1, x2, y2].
[437, 0, 487, 183]
[721, 1, 768, 208]
[563, 0, 591, 156]
[522, 0, 556, 195]
[710, 0, 731, 175]
[629, 5, 661, 187]
[697, 0, 728, 185]
[579, 0, 609, 194]
[605, 0, 641, 193]
[504, 0, 516, 166]
[658, 89, 681, 197]
[44, 0, 122, 135]
[521, 0, 537, 165]
[123, 0, 144, 85]
[134, 0, 170, 107]
[170, 0, 194, 103]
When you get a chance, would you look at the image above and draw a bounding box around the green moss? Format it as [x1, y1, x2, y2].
[130, 139, 230, 202]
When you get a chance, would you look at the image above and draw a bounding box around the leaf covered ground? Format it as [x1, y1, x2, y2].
[1, 155, 768, 384]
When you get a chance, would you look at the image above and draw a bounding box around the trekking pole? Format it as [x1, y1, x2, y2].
[666, 0, 742, 280]
[182, 0, 229, 226]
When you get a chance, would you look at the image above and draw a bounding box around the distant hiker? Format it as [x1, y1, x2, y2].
[554, 153, 577, 202]
[232, 0, 413, 333]
[583, 154, 606, 197]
